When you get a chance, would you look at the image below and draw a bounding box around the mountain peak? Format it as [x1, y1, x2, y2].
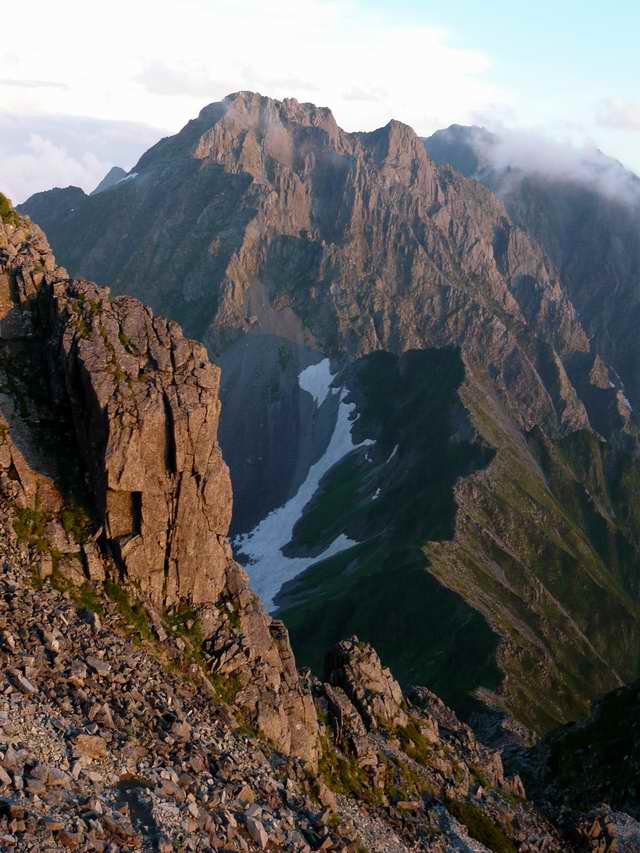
[90, 166, 128, 195]
[216, 90, 341, 146]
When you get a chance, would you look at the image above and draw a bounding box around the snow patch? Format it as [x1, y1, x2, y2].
[237, 368, 374, 611]
[298, 358, 335, 408]
[386, 444, 399, 464]
[372, 488, 381, 500]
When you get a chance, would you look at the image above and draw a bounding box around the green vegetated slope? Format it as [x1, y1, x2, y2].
[427, 371, 640, 732]
[280, 350, 640, 733]
[279, 348, 501, 715]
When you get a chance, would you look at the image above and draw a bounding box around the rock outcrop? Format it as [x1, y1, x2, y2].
[313, 638, 561, 851]
[325, 637, 408, 730]
[48, 277, 233, 610]
[0, 212, 319, 765]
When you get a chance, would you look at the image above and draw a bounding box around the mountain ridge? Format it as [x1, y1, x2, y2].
[18, 91, 640, 738]
[0, 202, 587, 853]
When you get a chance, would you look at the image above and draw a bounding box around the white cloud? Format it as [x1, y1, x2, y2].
[0, 0, 507, 141]
[342, 86, 386, 103]
[134, 61, 231, 98]
[596, 97, 640, 131]
[1, 134, 106, 204]
[471, 124, 640, 205]
[0, 78, 68, 90]
[0, 113, 165, 203]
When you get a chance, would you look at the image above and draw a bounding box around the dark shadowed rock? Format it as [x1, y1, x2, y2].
[90, 166, 128, 195]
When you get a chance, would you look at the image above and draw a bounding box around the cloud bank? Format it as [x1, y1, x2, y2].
[597, 97, 640, 132]
[134, 62, 231, 98]
[1, 0, 505, 147]
[472, 125, 640, 206]
[0, 113, 165, 203]
[2, 0, 638, 200]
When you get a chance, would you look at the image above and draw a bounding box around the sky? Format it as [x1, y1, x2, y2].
[1, 0, 639, 203]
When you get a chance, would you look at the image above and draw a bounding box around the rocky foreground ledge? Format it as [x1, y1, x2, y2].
[0, 504, 566, 852]
[0, 210, 637, 851]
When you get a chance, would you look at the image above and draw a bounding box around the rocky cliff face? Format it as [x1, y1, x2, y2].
[424, 124, 640, 415]
[48, 277, 233, 610]
[18, 92, 640, 738]
[20, 92, 597, 498]
[0, 212, 319, 766]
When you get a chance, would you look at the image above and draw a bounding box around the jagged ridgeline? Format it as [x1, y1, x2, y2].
[19, 91, 640, 738]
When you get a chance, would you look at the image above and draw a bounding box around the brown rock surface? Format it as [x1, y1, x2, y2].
[325, 636, 408, 730]
[48, 276, 233, 609]
[0, 213, 318, 764]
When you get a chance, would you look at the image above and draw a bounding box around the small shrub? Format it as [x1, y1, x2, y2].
[76, 583, 104, 614]
[0, 192, 18, 226]
[445, 799, 516, 853]
[470, 765, 490, 789]
[13, 505, 49, 552]
[60, 500, 91, 543]
[74, 316, 91, 340]
[208, 669, 242, 704]
[318, 737, 381, 804]
[383, 752, 434, 803]
[216, 598, 241, 629]
[396, 720, 433, 765]
[105, 581, 153, 640]
[166, 606, 203, 646]
[118, 329, 135, 353]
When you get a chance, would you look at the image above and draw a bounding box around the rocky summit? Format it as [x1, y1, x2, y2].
[0, 210, 318, 769]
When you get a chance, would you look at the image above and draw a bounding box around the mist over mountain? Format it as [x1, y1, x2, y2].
[425, 123, 640, 415]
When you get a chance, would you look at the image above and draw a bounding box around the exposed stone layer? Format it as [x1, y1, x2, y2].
[325, 636, 408, 730]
